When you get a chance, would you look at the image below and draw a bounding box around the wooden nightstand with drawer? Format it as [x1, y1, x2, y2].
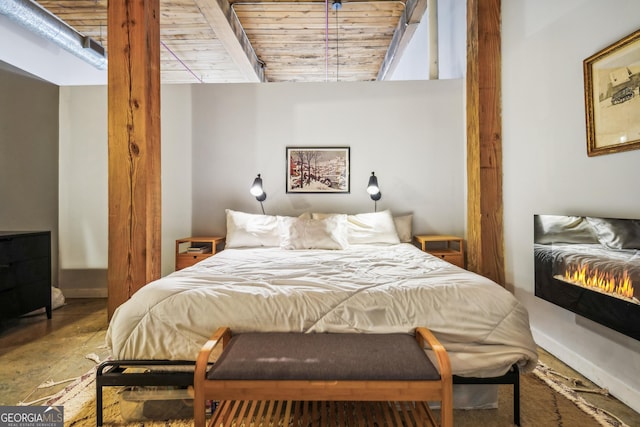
[175, 236, 225, 271]
[413, 235, 465, 268]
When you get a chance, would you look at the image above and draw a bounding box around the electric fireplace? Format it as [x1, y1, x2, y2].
[534, 215, 640, 340]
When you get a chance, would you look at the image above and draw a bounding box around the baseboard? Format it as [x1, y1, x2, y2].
[58, 268, 107, 299]
[61, 287, 108, 298]
[532, 327, 640, 414]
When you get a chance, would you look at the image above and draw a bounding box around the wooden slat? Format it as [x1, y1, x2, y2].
[206, 400, 438, 426]
[233, 1, 403, 81]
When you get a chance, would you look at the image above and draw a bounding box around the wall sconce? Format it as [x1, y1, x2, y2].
[367, 171, 382, 211]
[250, 173, 267, 214]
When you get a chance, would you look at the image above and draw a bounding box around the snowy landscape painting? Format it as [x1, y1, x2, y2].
[286, 147, 350, 193]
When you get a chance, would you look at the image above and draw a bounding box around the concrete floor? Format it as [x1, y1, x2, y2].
[0, 298, 639, 426]
[0, 298, 110, 405]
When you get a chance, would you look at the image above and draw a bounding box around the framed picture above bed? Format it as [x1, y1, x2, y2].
[584, 28, 640, 156]
[286, 146, 350, 193]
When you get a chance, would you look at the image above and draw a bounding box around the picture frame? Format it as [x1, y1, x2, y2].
[584, 28, 640, 156]
[286, 147, 350, 193]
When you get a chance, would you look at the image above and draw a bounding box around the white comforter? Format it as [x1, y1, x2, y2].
[106, 243, 538, 377]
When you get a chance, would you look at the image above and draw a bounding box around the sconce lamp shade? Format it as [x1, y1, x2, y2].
[250, 174, 267, 202]
[367, 172, 382, 201]
[250, 173, 267, 214]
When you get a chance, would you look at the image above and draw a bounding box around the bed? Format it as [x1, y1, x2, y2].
[103, 209, 538, 420]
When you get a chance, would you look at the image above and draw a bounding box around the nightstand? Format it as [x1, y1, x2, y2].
[175, 236, 225, 270]
[413, 235, 465, 268]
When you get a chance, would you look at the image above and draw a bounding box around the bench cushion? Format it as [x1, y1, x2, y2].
[207, 333, 440, 381]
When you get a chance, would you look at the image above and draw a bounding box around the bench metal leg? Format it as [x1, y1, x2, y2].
[513, 367, 520, 426]
[95, 380, 103, 426]
[453, 364, 520, 426]
[95, 360, 195, 427]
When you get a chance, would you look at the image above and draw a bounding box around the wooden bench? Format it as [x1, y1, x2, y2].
[193, 327, 452, 427]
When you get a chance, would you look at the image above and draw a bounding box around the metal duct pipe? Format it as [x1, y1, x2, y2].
[0, 0, 106, 69]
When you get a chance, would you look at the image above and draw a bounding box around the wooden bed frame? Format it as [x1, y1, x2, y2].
[192, 326, 453, 427]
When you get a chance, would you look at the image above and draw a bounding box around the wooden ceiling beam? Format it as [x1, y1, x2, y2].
[194, 0, 265, 82]
[377, 0, 428, 80]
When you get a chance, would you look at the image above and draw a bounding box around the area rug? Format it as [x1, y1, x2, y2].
[40, 362, 629, 427]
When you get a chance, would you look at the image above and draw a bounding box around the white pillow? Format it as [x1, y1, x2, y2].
[279, 215, 348, 250]
[393, 214, 413, 243]
[586, 217, 640, 249]
[534, 215, 598, 244]
[347, 210, 400, 245]
[225, 209, 281, 248]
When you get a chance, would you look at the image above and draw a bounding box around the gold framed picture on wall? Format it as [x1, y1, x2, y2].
[584, 28, 640, 156]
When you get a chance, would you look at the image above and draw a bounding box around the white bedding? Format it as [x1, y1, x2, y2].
[106, 243, 538, 378]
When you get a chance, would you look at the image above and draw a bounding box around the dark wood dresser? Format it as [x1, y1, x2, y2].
[0, 231, 52, 320]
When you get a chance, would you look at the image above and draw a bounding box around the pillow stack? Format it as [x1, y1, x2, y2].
[279, 214, 349, 250]
[225, 209, 412, 250]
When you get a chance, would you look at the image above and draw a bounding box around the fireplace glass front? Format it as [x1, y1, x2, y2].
[534, 214, 640, 340]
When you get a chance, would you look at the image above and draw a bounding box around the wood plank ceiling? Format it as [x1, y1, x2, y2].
[35, 0, 427, 84]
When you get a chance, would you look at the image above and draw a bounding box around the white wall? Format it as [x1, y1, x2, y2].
[190, 80, 465, 237]
[503, 0, 640, 412]
[389, 0, 466, 80]
[58, 79, 464, 294]
[0, 66, 59, 285]
[59, 87, 108, 271]
[160, 85, 194, 273]
[58, 85, 193, 296]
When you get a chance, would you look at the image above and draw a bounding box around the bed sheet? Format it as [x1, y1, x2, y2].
[106, 243, 538, 378]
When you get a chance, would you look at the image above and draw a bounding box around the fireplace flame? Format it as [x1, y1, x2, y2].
[563, 264, 635, 300]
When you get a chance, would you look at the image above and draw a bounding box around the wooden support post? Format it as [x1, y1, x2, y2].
[107, 0, 162, 318]
[466, 0, 504, 286]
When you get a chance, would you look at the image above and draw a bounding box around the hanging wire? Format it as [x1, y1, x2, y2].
[325, 0, 329, 82]
[335, 2, 339, 81]
[160, 40, 204, 83]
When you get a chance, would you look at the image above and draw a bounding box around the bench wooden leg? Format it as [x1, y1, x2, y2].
[194, 392, 206, 427]
[194, 326, 232, 427]
[440, 384, 454, 427]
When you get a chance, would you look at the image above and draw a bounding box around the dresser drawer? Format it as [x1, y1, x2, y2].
[17, 280, 51, 314]
[0, 288, 21, 318]
[437, 253, 464, 268]
[176, 253, 213, 270]
[0, 233, 50, 263]
[0, 266, 14, 291]
[0, 231, 51, 321]
[0, 257, 50, 291]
